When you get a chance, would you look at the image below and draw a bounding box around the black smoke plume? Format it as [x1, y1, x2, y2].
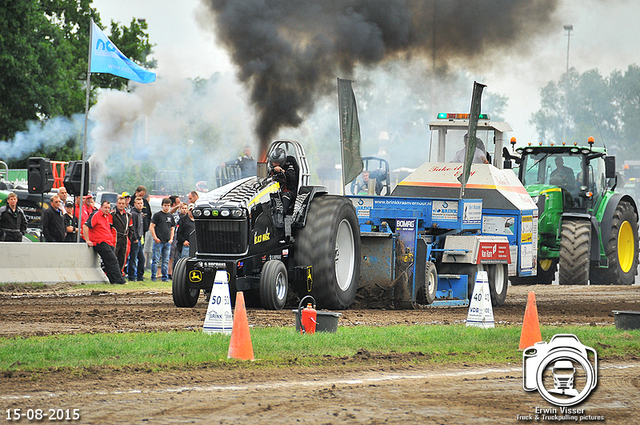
[201, 0, 559, 156]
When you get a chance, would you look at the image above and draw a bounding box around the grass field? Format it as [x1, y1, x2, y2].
[1, 325, 637, 373]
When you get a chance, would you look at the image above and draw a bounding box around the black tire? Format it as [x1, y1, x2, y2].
[509, 259, 557, 285]
[591, 201, 638, 285]
[172, 257, 199, 307]
[259, 260, 289, 310]
[486, 264, 508, 306]
[295, 195, 361, 309]
[558, 219, 591, 285]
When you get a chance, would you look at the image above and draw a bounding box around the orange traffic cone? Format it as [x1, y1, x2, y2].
[519, 291, 542, 350]
[227, 292, 255, 360]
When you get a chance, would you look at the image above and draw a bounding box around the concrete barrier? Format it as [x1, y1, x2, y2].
[0, 242, 109, 284]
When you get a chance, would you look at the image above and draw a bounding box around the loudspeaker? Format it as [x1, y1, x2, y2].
[28, 157, 54, 194]
[63, 161, 90, 196]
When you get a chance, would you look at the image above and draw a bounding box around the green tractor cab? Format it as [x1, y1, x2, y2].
[507, 141, 638, 285]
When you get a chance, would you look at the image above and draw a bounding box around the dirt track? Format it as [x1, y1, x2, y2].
[1, 284, 639, 424]
[1, 284, 639, 337]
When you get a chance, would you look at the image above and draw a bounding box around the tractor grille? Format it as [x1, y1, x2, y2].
[196, 219, 248, 254]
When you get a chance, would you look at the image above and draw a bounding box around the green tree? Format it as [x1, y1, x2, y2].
[530, 65, 640, 156]
[0, 0, 155, 165]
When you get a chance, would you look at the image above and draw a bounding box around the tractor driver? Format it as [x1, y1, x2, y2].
[550, 156, 576, 190]
[269, 147, 298, 215]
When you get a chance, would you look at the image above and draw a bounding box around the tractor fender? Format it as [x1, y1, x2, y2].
[598, 193, 638, 259]
[292, 185, 329, 228]
[561, 212, 601, 262]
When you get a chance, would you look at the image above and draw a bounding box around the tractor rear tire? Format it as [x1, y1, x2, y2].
[558, 220, 591, 285]
[295, 195, 361, 309]
[172, 257, 199, 307]
[259, 260, 289, 310]
[590, 201, 638, 285]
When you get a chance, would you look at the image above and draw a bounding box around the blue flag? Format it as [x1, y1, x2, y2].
[89, 20, 156, 84]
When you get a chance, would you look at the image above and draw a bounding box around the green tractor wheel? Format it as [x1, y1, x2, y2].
[590, 201, 638, 285]
[559, 220, 591, 285]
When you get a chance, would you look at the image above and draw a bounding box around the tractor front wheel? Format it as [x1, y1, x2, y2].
[559, 220, 591, 285]
[259, 260, 289, 310]
[172, 257, 199, 307]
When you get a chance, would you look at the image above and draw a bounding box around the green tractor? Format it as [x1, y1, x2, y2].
[508, 139, 638, 285]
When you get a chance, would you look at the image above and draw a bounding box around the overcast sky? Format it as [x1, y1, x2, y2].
[92, 0, 640, 146]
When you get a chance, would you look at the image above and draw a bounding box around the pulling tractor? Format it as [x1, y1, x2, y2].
[505, 139, 639, 285]
[172, 140, 362, 310]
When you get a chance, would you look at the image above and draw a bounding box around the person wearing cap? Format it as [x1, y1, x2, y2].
[76, 193, 97, 240]
[63, 200, 78, 242]
[121, 192, 132, 212]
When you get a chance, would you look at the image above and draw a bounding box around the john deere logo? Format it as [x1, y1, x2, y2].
[189, 270, 202, 282]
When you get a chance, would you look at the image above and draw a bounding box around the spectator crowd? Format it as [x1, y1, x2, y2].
[1, 184, 199, 285]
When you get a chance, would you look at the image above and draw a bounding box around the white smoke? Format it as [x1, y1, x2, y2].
[86, 72, 256, 189]
[0, 115, 84, 160]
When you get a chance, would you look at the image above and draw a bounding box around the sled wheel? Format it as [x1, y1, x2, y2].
[420, 261, 438, 305]
[487, 264, 508, 306]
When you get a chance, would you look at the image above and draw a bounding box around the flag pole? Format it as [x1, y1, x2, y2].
[458, 81, 486, 199]
[337, 78, 345, 195]
[77, 20, 92, 242]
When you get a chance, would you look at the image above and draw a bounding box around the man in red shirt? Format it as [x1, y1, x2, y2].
[83, 200, 126, 284]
